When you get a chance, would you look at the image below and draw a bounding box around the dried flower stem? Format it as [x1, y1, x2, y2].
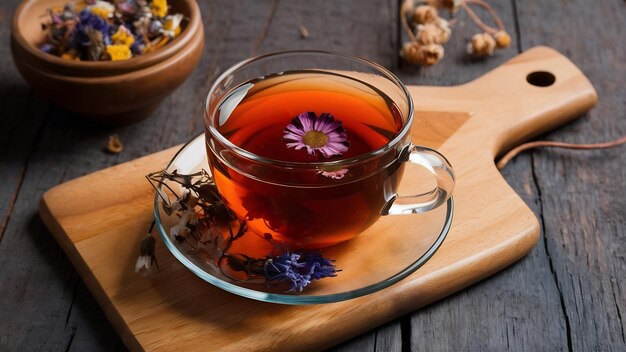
[497, 136, 626, 169]
[217, 221, 247, 271]
[465, 0, 505, 31]
[461, 0, 498, 34]
[400, 0, 417, 42]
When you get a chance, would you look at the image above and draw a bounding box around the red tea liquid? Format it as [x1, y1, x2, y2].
[207, 71, 404, 249]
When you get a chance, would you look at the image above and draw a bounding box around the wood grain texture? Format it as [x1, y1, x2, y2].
[0, 0, 49, 241]
[38, 47, 596, 352]
[1, 0, 624, 351]
[516, 1, 626, 351]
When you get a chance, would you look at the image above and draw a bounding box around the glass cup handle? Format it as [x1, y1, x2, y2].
[381, 145, 455, 215]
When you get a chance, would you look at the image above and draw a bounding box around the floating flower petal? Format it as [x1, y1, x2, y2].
[317, 168, 349, 180]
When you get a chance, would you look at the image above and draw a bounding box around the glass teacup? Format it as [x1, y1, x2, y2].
[204, 51, 454, 250]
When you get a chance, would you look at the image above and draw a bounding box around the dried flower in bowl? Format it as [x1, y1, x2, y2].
[39, 0, 186, 61]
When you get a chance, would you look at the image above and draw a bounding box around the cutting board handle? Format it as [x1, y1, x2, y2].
[409, 46, 597, 157]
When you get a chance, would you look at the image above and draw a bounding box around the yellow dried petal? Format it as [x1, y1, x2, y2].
[153, 36, 169, 49]
[61, 52, 79, 61]
[151, 0, 168, 18]
[106, 45, 132, 61]
[112, 27, 135, 47]
[90, 7, 111, 19]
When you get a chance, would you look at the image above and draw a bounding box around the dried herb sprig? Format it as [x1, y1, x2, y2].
[140, 169, 338, 293]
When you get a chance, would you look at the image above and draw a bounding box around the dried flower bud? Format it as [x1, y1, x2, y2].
[434, 18, 451, 43]
[413, 5, 438, 24]
[467, 32, 496, 57]
[402, 42, 444, 66]
[135, 234, 157, 276]
[416, 18, 451, 45]
[416, 26, 435, 45]
[493, 30, 511, 48]
[419, 43, 445, 66]
[401, 42, 420, 64]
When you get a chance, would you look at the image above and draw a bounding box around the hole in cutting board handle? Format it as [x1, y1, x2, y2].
[526, 71, 556, 87]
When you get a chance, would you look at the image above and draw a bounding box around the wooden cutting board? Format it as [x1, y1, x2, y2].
[39, 46, 596, 352]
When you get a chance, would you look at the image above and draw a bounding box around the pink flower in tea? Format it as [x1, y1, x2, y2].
[317, 168, 349, 180]
[283, 112, 349, 158]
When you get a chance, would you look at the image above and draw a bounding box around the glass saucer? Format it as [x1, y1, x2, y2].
[153, 134, 454, 305]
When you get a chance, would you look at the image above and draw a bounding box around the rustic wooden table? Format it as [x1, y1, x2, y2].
[1, 1, 624, 351]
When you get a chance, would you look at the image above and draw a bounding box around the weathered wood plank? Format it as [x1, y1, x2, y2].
[409, 158, 570, 351]
[1, 0, 623, 351]
[0, 0, 277, 350]
[0, 0, 49, 242]
[396, 0, 572, 350]
[516, 0, 626, 350]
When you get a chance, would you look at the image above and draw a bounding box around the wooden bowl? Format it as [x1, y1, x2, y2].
[11, 0, 204, 125]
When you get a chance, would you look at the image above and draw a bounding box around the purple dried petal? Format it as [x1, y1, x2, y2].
[264, 252, 337, 292]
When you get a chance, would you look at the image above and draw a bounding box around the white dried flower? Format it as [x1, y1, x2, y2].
[135, 255, 152, 276]
[161, 14, 184, 38]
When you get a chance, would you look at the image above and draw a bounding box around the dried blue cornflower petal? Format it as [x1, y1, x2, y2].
[264, 252, 337, 292]
[300, 252, 338, 280]
[40, 43, 55, 53]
